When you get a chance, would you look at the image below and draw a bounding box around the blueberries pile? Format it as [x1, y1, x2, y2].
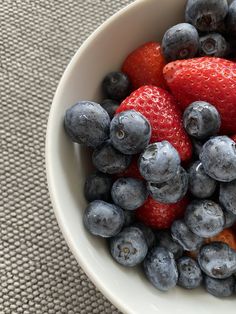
[162, 0, 236, 61]
[64, 67, 236, 297]
[64, 0, 236, 299]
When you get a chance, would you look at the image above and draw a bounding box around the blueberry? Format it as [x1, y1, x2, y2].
[133, 222, 156, 248]
[219, 180, 236, 215]
[102, 72, 131, 101]
[84, 172, 113, 202]
[185, 0, 228, 32]
[92, 141, 131, 174]
[224, 210, 236, 228]
[177, 257, 203, 289]
[110, 227, 148, 267]
[171, 220, 204, 252]
[111, 177, 148, 210]
[64, 101, 110, 147]
[198, 242, 236, 279]
[143, 246, 178, 291]
[200, 136, 236, 182]
[205, 275, 235, 298]
[183, 101, 221, 140]
[227, 0, 236, 36]
[188, 161, 217, 199]
[162, 23, 199, 61]
[192, 139, 204, 159]
[123, 210, 136, 227]
[83, 200, 124, 238]
[147, 167, 188, 204]
[138, 141, 180, 183]
[155, 230, 183, 259]
[110, 110, 151, 155]
[100, 99, 120, 118]
[185, 200, 224, 238]
[199, 33, 229, 57]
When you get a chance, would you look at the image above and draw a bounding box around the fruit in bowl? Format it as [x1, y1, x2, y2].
[46, 0, 236, 313]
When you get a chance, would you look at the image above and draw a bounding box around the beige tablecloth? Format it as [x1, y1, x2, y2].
[0, 1, 133, 313]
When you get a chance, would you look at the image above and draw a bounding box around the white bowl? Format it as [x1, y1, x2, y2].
[46, 0, 235, 313]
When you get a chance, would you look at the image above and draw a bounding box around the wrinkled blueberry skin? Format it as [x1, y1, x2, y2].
[110, 227, 148, 267]
[171, 220, 204, 251]
[220, 180, 236, 215]
[227, 0, 236, 36]
[138, 141, 180, 183]
[83, 200, 124, 238]
[199, 33, 228, 57]
[133, 222, 156, 248]
[102, 72, 131, 101]
[185, 200, 224, 238]
[111, 177, 148, 210]
[84, 172, 113, 202]
[147, 167, 188, 204]
[162, 23, 199, 61]
[101, 99, 120, 119]
[92, 141, 131, 174]
[143, 246, 178, 291]
[183, 101, 221, 140]
[185, 0, 228, 32]
[177, 257, 203, 289]
[188, 161, 217, 199]
[205, 275, 235, 298]
[64, 101, 110, 147]
[224, 210, 236, 228]
[200, 136, 236, 182]
[156, 230, 183, 259]
[198, 243, 236, 279]
[110, 110, 151, 155]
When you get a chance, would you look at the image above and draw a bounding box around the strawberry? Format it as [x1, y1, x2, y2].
[116, 85, 192, 162]
[116, 156, 143, 180]
[231, 134, 236, 143]
[163, 57, 236, 134]
[205, 228, 236, 251]
[136, 197, 189, 229]
[122, 42, 167, 90]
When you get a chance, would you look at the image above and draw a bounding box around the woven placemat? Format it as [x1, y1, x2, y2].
[0, 1, 133, 313]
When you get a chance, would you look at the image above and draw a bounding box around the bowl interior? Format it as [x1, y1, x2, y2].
[46, 0, 235, 313]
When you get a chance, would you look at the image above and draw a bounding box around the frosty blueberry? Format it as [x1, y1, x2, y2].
[110, 110, 151, 155]
[110, 227, 148, 267]
[138, 141, 180, 183]
[185, 200, 225, 238]
[183, 101, 221, 140]
[111, 177, 148, 210]
[143, 246, 178, 291]
[147, 167, 188, 204]
[64, 101, 110, 147]
[84, 200, 124, 238]
[162, 23, 199, 61]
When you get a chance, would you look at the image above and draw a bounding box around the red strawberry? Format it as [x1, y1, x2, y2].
[116, 85, 192, 162]
[231, 134, 236, 143]
[163, 57, 236, 134]
[122, 42, 167, 90]
[117, 156, 142, 180]
[136, 197, 189, 229]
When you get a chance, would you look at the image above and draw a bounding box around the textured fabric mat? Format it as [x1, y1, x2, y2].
[0, 1, 133, 313]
